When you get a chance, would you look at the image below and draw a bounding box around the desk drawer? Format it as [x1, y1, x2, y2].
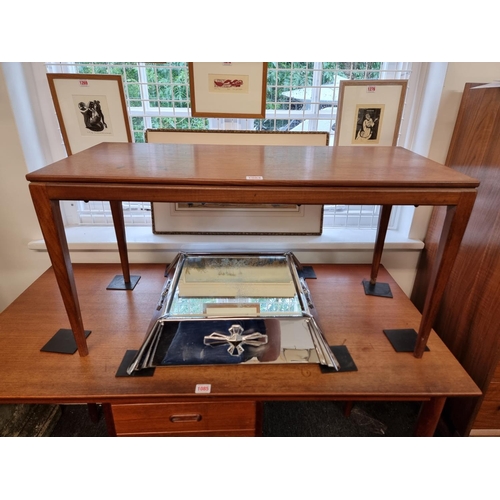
[111, 401, 257, 436]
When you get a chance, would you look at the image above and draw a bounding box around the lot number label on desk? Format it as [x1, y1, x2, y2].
[195, 384, 211, 394]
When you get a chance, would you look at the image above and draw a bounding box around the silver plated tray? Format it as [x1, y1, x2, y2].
[127, 252, 339, 374]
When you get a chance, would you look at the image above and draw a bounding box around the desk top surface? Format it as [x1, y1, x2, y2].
[26, 143, 479, 189]
[0, 263, 481, 404]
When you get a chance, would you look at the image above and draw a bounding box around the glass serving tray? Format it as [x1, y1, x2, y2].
[126, 252, 340, 374]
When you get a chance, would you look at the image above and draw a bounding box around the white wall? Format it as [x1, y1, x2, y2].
[428, 62, 500, 164]
[410, 62, 500, 276]
[0, 65, 50, 312]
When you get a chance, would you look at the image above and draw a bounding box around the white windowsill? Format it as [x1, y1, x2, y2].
[28, 226, 424, 297]
[28, 225, 424, 253]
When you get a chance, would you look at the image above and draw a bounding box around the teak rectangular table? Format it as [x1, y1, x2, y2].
[9, 142, 482, 436]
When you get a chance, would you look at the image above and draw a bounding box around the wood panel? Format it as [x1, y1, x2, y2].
[492, 362, 500, 384]
[472, 383, 500, 429]
[411, 83, 500, 435]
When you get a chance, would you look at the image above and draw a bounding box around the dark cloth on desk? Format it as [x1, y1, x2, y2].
[161, 319, 273, 365]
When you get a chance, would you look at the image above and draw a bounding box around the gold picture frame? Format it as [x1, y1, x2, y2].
[188, 62, 268, 118]
[46, 73, 132, 155]
[334, 80, 407, 147]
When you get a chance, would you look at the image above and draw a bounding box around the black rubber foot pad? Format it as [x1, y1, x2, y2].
[320, 345, 358, 373]
[362, 280, 393, 298]
[115, 350, 156, 377]
[383, 329, 430, 352]
[106, 275, 141, 290]
[40, 329, 91, 354]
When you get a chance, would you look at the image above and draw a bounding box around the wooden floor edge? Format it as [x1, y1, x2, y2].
[469, 428, 500, 437]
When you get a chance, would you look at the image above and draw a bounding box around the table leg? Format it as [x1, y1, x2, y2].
[102, 403, 117, 437]
[29, 184, 88, 356]
[255, 401, 264, 437]
[110, 200, 131, 283]
[370, 205, 392, 285]
[87, 403, 101, 423]
[414, 396, 446, 436]
[414, 192, 476, 357]
[343, 401, 354, 417]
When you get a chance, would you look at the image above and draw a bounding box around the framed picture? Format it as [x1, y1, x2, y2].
[188, 62, 268, 118]
[152, 202, 324, 235]
[334, 80, 407, 146]
[146, 129, 328, 235]
[46, 73, 132, 155]
[145, 129, 329, 146]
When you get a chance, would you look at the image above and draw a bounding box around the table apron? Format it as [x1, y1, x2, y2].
[39, 182, 476, 206]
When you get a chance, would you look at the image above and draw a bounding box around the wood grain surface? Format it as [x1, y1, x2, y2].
[26, 143, 479, 189]
[111, 401, 257, 436]
[0, 264, 480, 404]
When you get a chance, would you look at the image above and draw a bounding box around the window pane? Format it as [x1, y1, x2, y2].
[46, 61, 410, 229]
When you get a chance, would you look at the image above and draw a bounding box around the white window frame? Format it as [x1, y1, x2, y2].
[42, 61, 417, 233]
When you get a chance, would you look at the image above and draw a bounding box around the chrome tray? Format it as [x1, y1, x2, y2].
[127, 252, 339, 373]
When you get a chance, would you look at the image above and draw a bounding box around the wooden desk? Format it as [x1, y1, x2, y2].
[25, 143, 479, 360]
[0, 264, 481, 436]
[17, 143, 479, 435]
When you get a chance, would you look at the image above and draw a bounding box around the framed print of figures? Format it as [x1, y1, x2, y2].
[188, 62, 267, 118]
[334, 80, 407, 146]
[46, 73, 132, 155]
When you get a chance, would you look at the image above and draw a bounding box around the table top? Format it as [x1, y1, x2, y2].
[0, 263, 481, 404]
[26, 143, 479, 190]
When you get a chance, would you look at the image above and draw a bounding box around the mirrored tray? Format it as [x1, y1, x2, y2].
[127, 252, 340, 374]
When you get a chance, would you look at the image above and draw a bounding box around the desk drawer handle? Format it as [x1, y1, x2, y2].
[169, 413, 202, 423]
